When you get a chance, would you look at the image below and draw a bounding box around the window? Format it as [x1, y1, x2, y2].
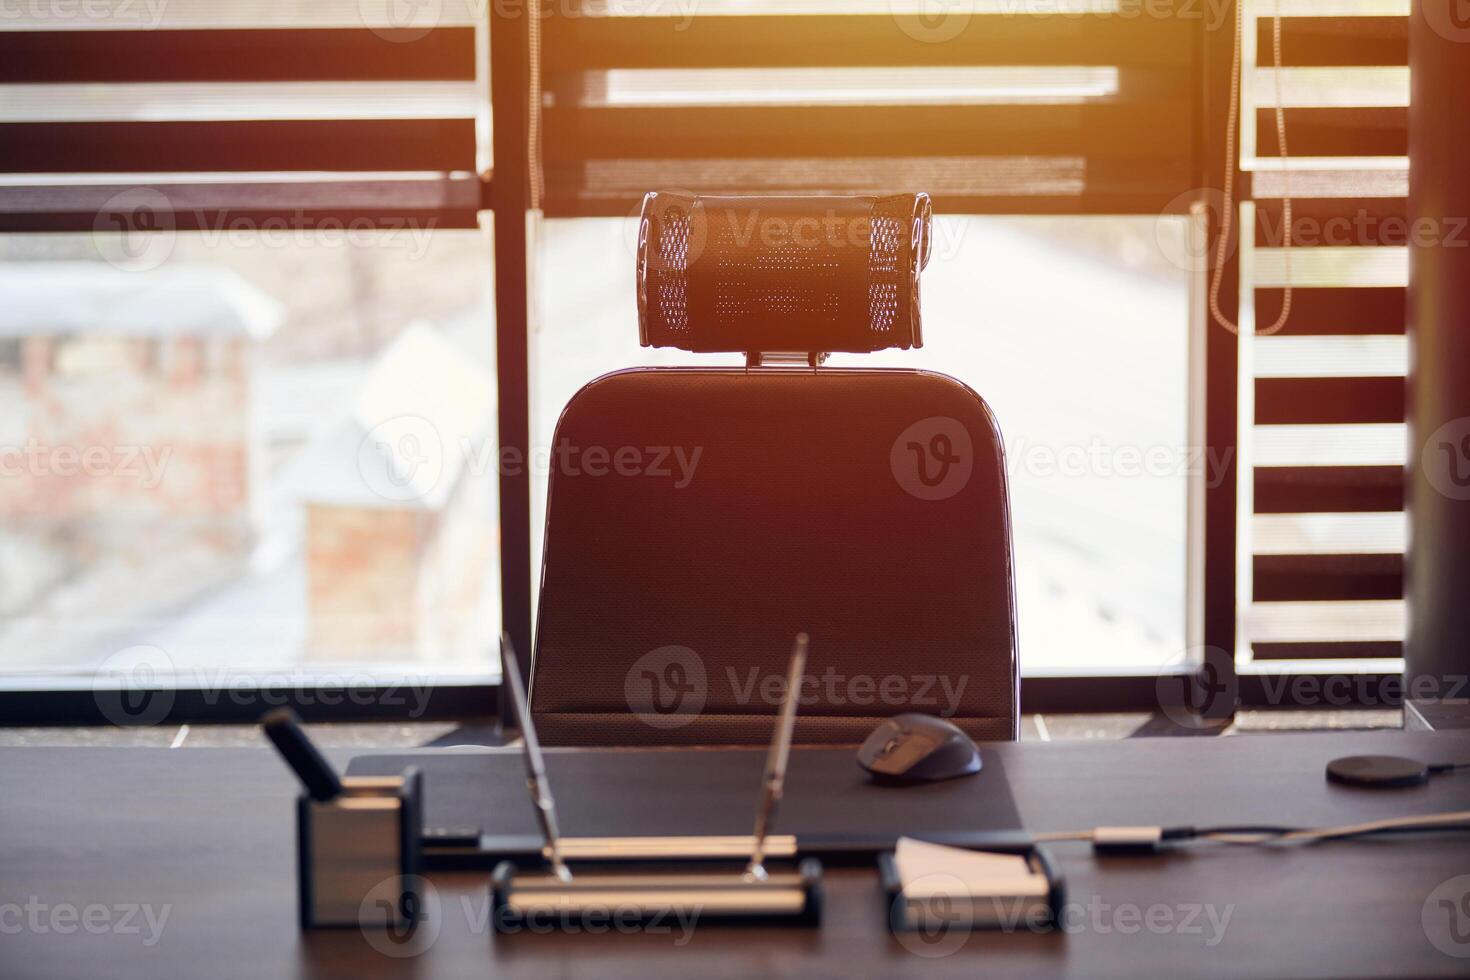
[1, 0, 1413, 717]
[525, 2, 1208, 691]
[0, 231, 496, 686]
[0, 3, 496, 702]
[1233, 0, 1409, 673]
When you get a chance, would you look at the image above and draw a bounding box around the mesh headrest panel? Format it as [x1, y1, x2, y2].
[637, 192, 932, 353]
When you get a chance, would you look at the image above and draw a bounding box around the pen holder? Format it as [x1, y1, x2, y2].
[297, 769, 423, 929]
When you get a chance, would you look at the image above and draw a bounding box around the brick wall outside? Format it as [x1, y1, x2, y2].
[305, 503, 425, 658]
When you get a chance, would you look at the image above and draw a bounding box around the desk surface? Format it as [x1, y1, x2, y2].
[5, 730, 1470, 979]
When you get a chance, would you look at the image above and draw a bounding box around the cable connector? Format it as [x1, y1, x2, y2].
[1091, 826, 1165, 855]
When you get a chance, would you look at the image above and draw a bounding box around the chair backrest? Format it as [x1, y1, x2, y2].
[530, 193, 1017, 745]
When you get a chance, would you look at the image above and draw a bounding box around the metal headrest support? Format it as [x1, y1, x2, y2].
[636, 192, 933, 356]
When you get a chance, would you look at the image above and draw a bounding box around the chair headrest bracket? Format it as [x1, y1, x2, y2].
[745, 352, 830, 369]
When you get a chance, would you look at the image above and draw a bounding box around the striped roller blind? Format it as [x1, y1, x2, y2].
[1240, 0, 1409, 666]
[539, 1, 1200, 216]
[0, 1, 484, 230]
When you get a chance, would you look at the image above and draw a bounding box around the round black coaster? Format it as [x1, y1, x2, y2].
[1326, 755, 1431, 788]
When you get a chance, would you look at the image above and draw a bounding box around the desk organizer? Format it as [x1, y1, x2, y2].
[297, 769, 423, 929]
[879, 843, 1064, 934]
[490, 857, 824, 930]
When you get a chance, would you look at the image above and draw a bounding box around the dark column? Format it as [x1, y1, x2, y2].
[1197, 2, 1241, 723]
[1406, 3, 1470, 694]
[491, 1, 534, 726]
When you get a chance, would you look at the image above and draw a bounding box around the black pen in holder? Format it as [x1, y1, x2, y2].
[297, 769, 424, 930]
[263, 708, 427, 931]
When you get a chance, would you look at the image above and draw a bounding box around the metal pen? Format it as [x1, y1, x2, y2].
[745, 632, 809, 882]
[501, 633, 573, 882]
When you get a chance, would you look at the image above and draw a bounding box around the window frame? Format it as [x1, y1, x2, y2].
[0, 5, 1404, 726]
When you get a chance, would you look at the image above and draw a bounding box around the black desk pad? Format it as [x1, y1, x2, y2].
[349, 747, 1022, 853]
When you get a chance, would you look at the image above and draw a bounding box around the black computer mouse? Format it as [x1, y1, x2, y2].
[857, 713, 982, 784]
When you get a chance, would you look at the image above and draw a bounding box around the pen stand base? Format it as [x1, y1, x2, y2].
[490, 858, 824, 931]
[298, 770, 423, 930]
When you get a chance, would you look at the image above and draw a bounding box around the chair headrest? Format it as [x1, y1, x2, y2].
[636, 192, 932, 354]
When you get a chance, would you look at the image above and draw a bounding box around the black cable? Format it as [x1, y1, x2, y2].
[1336, 822, 1470, 840]
[1158, 820, 1470, 847]
[1175, 824, 1299, 837]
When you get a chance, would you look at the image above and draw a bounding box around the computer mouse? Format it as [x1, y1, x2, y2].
[857, 713, 982, 784]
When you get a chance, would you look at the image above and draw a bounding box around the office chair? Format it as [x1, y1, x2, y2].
[530, 192, 1018, 745]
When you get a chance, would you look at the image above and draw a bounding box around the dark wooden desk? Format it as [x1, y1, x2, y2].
[5, 731, 1470, 979]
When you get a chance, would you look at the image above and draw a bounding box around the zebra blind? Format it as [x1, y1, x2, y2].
[540, 2, 1200, 216]
[1240, 0, 1408, 665]
[0, 1, 483, 229]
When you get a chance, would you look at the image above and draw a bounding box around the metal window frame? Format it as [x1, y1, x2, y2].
[0, 5, 1402, 727]
[0, 668, 1416, 726]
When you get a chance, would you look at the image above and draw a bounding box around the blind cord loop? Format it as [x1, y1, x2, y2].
[527, 0, 545, 213]
[1208, 0, 1293, 337]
